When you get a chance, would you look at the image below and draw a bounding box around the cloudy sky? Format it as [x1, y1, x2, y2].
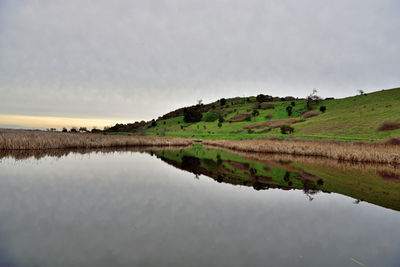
[0, 0, 399, 128]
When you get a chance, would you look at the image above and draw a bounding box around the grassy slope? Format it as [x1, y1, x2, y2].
[144, 87, 400, 141]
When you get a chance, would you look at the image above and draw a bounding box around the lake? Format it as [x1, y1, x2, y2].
[0, 146, 399, 267]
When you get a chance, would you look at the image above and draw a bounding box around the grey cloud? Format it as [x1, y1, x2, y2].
[0, 0, 399, 120]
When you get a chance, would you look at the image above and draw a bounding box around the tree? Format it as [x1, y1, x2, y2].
[62, 127, 68, 133]
[256, 94, 273, 103]
[70, 127, 78, 133]
[218, 116, 225, 123]
[291, 101, 296, 107]
[358, 89, 364, 95]
[197, 99, 203, 105]
[286, 106, 293, 116]
[252, 109, 259, 119]
[79, 127, 88, 132]
[320, 106, 326, 112]
[151, 119, 157, 127]
[220, 98, 227, 106]
[306, 89, 322, 110]
[183, 107, 202, 123]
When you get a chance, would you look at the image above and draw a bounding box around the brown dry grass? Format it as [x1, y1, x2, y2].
[253, 103, 275, 109]
[243, 118, 300, 129]
[203, 138, 400, 164]
[228, 113, 251, 122]
[303, 111, 322, 119]
[0, 130, 193, 150]
[378, 121, 400, 131]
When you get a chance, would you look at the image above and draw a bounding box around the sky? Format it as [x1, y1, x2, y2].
[0, 0, 399, 129]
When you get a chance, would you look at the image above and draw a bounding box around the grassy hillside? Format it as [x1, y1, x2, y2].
[118, 87, 400, 141]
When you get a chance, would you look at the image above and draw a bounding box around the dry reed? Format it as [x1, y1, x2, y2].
[0, 130, 193, 150]
[203, 138, 400, 165]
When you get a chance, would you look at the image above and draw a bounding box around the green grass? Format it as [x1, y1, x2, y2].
[122, 87, 400, 141]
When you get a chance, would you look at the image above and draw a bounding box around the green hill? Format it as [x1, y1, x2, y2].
[113, 87, 400, 141]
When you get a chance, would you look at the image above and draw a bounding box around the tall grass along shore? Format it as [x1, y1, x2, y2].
[0, 130, 192, 150]
[1, 129, 400, 165]
[203, 138, 400, 165]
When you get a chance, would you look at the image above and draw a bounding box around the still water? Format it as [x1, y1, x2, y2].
[0, 147, 399, 267]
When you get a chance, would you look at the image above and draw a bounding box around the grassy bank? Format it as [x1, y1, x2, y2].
[0, 130, 192, 150]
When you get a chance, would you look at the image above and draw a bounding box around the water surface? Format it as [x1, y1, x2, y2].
[0, 147, 399, 267]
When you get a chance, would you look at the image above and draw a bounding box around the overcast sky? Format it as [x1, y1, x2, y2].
[0, 0, 399, 127]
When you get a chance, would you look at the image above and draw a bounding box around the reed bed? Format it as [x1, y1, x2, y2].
[203, 138, 400, 165]
[0, 130, 193, 150]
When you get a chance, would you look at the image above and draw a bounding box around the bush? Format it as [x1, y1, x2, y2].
[70, 127, 78, 133]
[218, 122, 222, 128]
[204, 110, 220, 122]
[291, 101, 296, 107]
[220, 98, 227, 106]
[183, 108, 202, 123]
[303, 111, 322, 119]
[252, 109, 259, 118]
[62, 127, 68, 133]
[378, 121, 400, 131]
[280, 124, 294, 134]
[319, 106, 326, 112]
[218, 116, 225, 123]
[151, 119, 157, 127]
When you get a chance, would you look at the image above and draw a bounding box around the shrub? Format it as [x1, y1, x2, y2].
[204, 110, 220, 122]
[378, 121, 400, 131]
[151, 119, 157, 127]
[247, 129, 255, 134]
[386, 138, 400, 145]
[280, 124, 294, 134]
[220, 98, 227, 106]
[291, 101, 296, 107]
[70, 127, 78, 133]
[183, 108, 202, 123]
[265, 114, 273, 119]
[218, 122, 222, 128]
[218, 116, 225, 123]
[319, 106, 326, 112]
[303, 111, 322, 119]
[62, 127, 68, 133]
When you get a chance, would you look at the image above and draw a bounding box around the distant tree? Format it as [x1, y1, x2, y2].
[286, 106, 293, 116]
[306, 89, 322, 110]
[358, 89, 364, 95]
[220, 98, 227, 106]
[62, 127, 68, 133]
[291, 101, 296, 107]
[183, 107, 202, 123]
[151, 119, 157, 127]
[79, 127, 88, 132]
[70, 127, 78, 133]
[256, 94, 273, 103]
[197, 99, 203, 105]
[252, 109, 259, 119]
[319, 106, 327, 112]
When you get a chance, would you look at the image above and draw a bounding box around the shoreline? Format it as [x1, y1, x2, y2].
[1, 129, 399, 165]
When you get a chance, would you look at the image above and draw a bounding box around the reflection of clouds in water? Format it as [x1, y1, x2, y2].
[0, 151, 399, 266]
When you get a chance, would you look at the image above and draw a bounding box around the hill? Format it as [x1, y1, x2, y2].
[110, 87, 400, 141]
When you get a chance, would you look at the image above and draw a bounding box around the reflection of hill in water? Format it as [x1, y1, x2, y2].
[1, 146, 399, 211]
[154, 147, 400, 211]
